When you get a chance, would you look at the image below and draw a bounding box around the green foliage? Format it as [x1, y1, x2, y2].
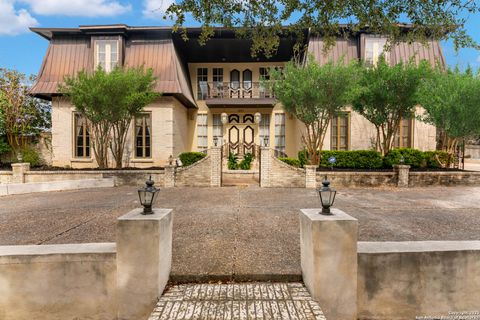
[269, 57, 359, 165]
[61, 67, 158, 168]
[0, 137, 10, 155]
[20, 147, 42, 167]
[279, 157, 301, 168]
[238, 153, 254, 170]
[423, 151, 454, 168]
[320, 150, 384, 169]
[179, 152, 206, 167]
[227, 152, 238, 170]
[351, 57, 432, 155]
[166, 1, 478, 58]
[383, 148, 425, 168]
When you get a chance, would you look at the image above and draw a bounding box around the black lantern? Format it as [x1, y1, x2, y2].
[213, 136, 219, 147]
[138, 176, 159, 215]
[263, 136, 269, 147]
[317, 176, 337, 215]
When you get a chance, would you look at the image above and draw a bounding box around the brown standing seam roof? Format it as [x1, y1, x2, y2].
[30, 35, 196, 108]
[308, 37, 359, 64]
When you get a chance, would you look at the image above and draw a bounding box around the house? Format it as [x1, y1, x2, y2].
[30, 24, 443, 168]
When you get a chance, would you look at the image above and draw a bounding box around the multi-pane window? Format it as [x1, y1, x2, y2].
[331, 113, 349, 150]
[259, 67, 271, 98]
[135, 113, 152, 158]
[212, 68, 224, 97]
[243, 69, 252, 89]
[230, 70, 240, 90]
[365, 37, 389, 66]
[74, 113, 90, 158]
[197, 68, 208, 100]
[394, 118, 413, 148]
[197, 113, 208, 151]
[259, 114, 271, 146]
[274, 113, 286, 153]
[213, 114, 223, 145]
[95, 40, 119, 72]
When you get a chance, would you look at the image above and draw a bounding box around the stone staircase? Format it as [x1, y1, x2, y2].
[221, 155, 260, 187]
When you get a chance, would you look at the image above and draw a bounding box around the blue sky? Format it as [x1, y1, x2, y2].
[0, 0, 479, 77]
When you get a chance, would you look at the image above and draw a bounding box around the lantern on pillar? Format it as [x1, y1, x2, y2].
[221, 113, 228, 125]
[138, 176, 160, 215]
[254, 112, 262, 124]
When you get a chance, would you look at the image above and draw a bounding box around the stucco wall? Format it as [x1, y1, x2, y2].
[357, 241, 480, 320]
[0, 243, 117, 320]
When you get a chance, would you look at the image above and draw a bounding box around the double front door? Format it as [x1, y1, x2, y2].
[227, 124, 255, 156]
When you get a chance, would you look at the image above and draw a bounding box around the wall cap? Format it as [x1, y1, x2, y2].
[358, 240, 480, 253]
[301, 208, 358, 222]
[0, 242, 116, 257]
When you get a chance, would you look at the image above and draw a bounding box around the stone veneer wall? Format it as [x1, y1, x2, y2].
[0, 243, 117, 320]
[0, 171, 12, 184]
[175, 155, 212, 187]
[315, 171, 398, 188]
[409, 171, 480, 186]
[357, 241, 480, 319]
[269, 156, 306, 188]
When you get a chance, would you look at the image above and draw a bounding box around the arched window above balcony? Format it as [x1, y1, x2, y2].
[243, 69, 252, 90]
[230, 70, 240, 90]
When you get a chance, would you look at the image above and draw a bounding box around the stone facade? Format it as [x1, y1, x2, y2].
[175, 155, 212, 187]
[269, 156, 306, 188]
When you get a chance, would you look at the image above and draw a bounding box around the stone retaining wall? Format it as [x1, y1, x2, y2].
[175, 155, 212, 187]
[316, 171, 398, 188]
[0, 243, 117, 320]
[357, 241, 480, 319]
[270, 157, 306, 188]
[409, 171, 480, 186]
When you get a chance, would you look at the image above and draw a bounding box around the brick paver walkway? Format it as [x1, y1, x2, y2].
[148, 282, 326, 320]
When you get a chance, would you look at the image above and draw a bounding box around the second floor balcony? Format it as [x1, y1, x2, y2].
[198, 82, 277, 106]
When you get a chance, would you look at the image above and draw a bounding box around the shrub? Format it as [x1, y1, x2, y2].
[0, 138, 10, 155]
[227, 152, 238, 170]
[320, 150, 383, 169]
[239, 153, 254, 170]
[179, 152, 206, 167]
[20, 147, 42, 167]
[279, 157, 301, 167]
[423, 151, 454, 168]
[383, 148, 425, 168]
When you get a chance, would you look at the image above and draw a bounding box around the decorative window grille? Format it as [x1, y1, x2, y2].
[197, 68, 208, 100]
[274, 113, 286, 153]
[331, 113, 349, 150]
[197, 113, 208, 151]
[212, 114, 223, 145]
[74, 113, 90, 158]
[259, 114, 271, 146]
[135, 113, 152, 158]
[365, 37, 390, 66]
[394, 118, 413, 148]
[95, 40, 119, 72]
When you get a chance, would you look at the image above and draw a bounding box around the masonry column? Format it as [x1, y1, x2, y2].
[300, 208, 358, 320]
[304, 165, 317, 188]
[260, 147, 271, 187]
[116, 208, 173, 320]
[11, 163, 30, 183]
[208, 146, 222, 187]
[394, 164, 410, 188]
[164, 165, 176, 188]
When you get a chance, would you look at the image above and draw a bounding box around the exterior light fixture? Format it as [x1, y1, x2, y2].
[399, 156, 405, 164]
[317, 175, 337, 215]
[254, 112, 262, 124]
[221, 113, 228, 125]
[213, 136, 218, 147]
[263, 136, 269, 147]
[168, 155, 174, 165]
[138, 176, 159, 215]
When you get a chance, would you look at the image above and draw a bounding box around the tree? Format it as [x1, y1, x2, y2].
[418, 66, 480, 164]
[351, 57, 431, 155]
[62, 67, 158, 168]
[268, 57, 359, 165]
[165, 0, 479, 57]
[0, 68, 51, 152]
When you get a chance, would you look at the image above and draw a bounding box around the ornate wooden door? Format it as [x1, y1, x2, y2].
[228, 124, 255, 156]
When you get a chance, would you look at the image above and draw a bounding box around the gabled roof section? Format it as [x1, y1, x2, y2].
[30, 26, 196, 108]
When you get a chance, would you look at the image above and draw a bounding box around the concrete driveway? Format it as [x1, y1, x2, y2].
[1, 185, 480, 281]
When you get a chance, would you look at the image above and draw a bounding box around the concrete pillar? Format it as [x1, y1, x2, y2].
[300, 208, 358, 320]
[394, 164, 410, 188]
[116, 208, 173, 320]
[164, 165, 175, 188]
[11, 163, 30, 183]
[304, 165, 317, 188]
[208, 146, 222, 187]
[260, 147, 271, 187]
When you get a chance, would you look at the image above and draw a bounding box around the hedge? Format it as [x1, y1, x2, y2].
[279, 157, 301, 168]
[383, 148, 424, 168]
[298, 149, 383, 169]
[178, 152, 206, 167]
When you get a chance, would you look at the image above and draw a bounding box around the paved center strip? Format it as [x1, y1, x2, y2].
[148, 282, 326, 320]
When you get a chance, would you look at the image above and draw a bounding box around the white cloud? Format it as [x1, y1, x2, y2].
[21, 0, 131, 17]
[143, 0, 174, 19]
[0, 0, 38, 36]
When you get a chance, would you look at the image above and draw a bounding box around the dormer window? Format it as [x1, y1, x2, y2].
[364, 37, 390, 66]
[95, 40, 119, 72]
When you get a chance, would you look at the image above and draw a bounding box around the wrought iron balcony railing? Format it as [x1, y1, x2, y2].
[197, 82, 275, 100]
